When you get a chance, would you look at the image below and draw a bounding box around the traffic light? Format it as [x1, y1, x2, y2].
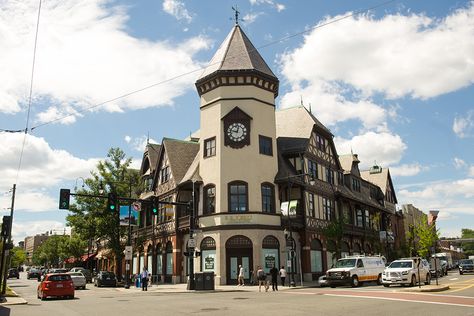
[59, 189, 70, 210]
[1, 216, 11, 237]
[152, 196, 159, 215]
[107, 192, 117, 211]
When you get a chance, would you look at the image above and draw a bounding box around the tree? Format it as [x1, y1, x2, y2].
[321, 217, 345, 261]
[409, 219, 439, 258]
[66, 148, 142, 280]
[461, 228, 474, 256]
[10, 247, 26, 268]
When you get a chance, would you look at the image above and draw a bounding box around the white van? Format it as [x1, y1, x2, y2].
[326, 256, 386, 287]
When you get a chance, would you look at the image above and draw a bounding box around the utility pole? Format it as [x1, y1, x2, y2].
[187, 181, 196, 290]
[1, 184, 16, 295]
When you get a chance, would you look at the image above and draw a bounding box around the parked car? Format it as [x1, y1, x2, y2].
[48, 268, 69, 274]
[318, 275, 328, 287]
[382, 258, 431, 287]
[67, 272, 87, 290]
[458, 259, 474, 275]
[326, 256, 385, 287]
[37, 273, 75, 300]
[69, 267, 93, 283]
[27, 268, 41, 279]
[7, 268, 19, 279]
[94, 271, 117, 287]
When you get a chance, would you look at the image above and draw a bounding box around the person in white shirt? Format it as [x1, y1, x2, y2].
[279, 266, 287, 286]
[141, 267, 150, 291]
[238, 265, 245, 286]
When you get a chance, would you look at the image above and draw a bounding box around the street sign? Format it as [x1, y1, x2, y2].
[287, 260, 291, 268]
[124, 246, 133, 260]
[188, 238, 196, 248]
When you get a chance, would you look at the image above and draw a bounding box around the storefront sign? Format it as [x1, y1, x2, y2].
[265, 255, 276, 269]
[205, 256, 214, 270]
[222, 214, 253, 225]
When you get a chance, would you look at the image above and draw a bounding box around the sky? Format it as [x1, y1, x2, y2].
[1, 0, 474, 243]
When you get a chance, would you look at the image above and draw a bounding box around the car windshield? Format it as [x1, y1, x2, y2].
[335, 259, 356, 268]
[48, 275, 71, 281]
[101, 272, 115, 277]
[389, 261, 413, 268]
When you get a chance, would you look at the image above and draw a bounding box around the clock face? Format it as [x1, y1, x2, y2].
[227, 122, 247, 142]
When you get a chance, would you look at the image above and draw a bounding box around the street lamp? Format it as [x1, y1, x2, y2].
[279, 173, 315, 287]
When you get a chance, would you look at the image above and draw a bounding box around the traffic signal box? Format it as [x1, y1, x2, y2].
[1, 216, 11, 237]
[59, 189, 70, 210]
[107, 192, 117, 211]
[152, 196, 159, 215]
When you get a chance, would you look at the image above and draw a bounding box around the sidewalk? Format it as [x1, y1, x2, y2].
[0, 289, 28, 306]
[398, 284, 450, 293]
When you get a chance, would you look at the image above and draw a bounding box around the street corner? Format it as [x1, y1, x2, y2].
[0, 296, 28, 306]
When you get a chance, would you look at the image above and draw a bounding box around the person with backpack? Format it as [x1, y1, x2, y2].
[256, 266, 266, 292]
[270, 264, 278, 291]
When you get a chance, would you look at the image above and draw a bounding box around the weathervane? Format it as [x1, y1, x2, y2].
[231, 5, 242, 25]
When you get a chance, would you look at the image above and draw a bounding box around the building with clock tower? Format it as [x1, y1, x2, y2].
[193, 23, 283, 285]
[129, 21, 398, 287]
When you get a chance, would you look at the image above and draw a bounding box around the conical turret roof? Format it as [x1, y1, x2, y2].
[197, 25, 277, 81]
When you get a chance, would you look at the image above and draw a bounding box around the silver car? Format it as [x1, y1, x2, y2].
[67, 272, 87, 290]
[382, 258, 431, 287]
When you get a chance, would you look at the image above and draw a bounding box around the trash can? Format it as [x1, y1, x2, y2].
[203, 272, 214, 290]
[194, 272, 204, 290]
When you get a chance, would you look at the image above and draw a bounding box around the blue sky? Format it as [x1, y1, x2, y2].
[1, 0, 474, 243]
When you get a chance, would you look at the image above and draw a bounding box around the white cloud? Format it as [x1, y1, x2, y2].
[0, 0, 209, 123]
[453, 110, 474, 138]
[243, 12, 264, 25]
[390, 163, 426, 177]
[335, 131, 407, 169]
[0, 133, 97, 190]
[249, 0, 285, 12]
[453, 157, 467, 169]
[125, 135, 159, 152]
[11, 220, 69, 244]
[469, 166, 474, 177]
[280, 4, 474, 101]
[162, 0, 192, 23]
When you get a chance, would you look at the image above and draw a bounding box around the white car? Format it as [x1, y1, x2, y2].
[326, 256, 386, 287]
[67, 272, 87, 290]
[382, 258, 431, 287]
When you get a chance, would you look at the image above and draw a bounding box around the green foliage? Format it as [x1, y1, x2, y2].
[66, 148, 142, 278]
[408, 219, 439, 258]
[461, 228, 474, 256]
[321, 217, 345, 260]
[10, 247, 26, 267]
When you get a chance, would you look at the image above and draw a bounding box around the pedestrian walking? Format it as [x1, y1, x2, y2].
[279, 266, 287, 286]
[141, 267, 150, 291]
[238, 265, 245, 286]
[256, 266, 266, 292]
[270, 265, 278, 291]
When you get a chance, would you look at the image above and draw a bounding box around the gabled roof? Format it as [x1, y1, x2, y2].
[339, 154, 361, 176]
[179, 151, 202, 185]
[140, 143, 161, 175]
[276, 106, 332, 139]
[360, 167, 398, 204]
[198, 25, 277, 81]
[154, 138, 200, 186]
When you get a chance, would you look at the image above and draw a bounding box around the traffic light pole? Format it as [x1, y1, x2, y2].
[186, 181, 196, 291]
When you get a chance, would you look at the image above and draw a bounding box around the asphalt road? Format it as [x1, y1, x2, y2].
[1, 271, 473, 316]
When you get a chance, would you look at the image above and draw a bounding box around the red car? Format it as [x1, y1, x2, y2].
[37, 273, 75, 300]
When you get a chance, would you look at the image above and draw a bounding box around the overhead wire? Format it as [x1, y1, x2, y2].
[17, 0, 397, 132]
[15, 0, 42, 182]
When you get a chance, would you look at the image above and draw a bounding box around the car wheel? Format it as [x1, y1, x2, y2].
[330, 285, 336, 288]
[383, 284, 390, 288]
[425, 274, 431, 285]
[377, 274, 382, 285]
[351, 275, 359, 287]
[460, 271, 463, 275]
[410, 275, 416, 287]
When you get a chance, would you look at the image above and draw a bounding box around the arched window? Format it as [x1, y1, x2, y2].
[310, 239, 323, 273]
[225, 235, 252, 248]
[165, 241, 173, 276]
[200, 237, 216, 272]
[146, 245, 153, 272]
[203, 185, 216, 215]
[228, 181, 248, 212]
[156, 243, 162, 276]
[261, 183, 275, 213]
[262, 236, 279, 272]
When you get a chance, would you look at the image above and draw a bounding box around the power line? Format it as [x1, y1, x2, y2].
[25, 0, 397, 132]
[16, 0, 42, 182]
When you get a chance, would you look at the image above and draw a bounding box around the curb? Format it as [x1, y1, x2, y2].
[0, 289, 28, 306]
[399, 285, 450, 293]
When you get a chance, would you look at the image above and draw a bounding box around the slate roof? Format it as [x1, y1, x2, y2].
[140, 143, 161, 175]
[160, 138, 200, 185]
[276, 106, 332, 139]
[197, 25, 277, 81]
[179, 151, 202, 185]
[360, 167, 398, 204]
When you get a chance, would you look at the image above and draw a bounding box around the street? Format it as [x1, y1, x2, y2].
[1, 272, 473, 316]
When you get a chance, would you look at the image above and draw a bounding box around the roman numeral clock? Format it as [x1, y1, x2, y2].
[222, 107, 252, 149]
